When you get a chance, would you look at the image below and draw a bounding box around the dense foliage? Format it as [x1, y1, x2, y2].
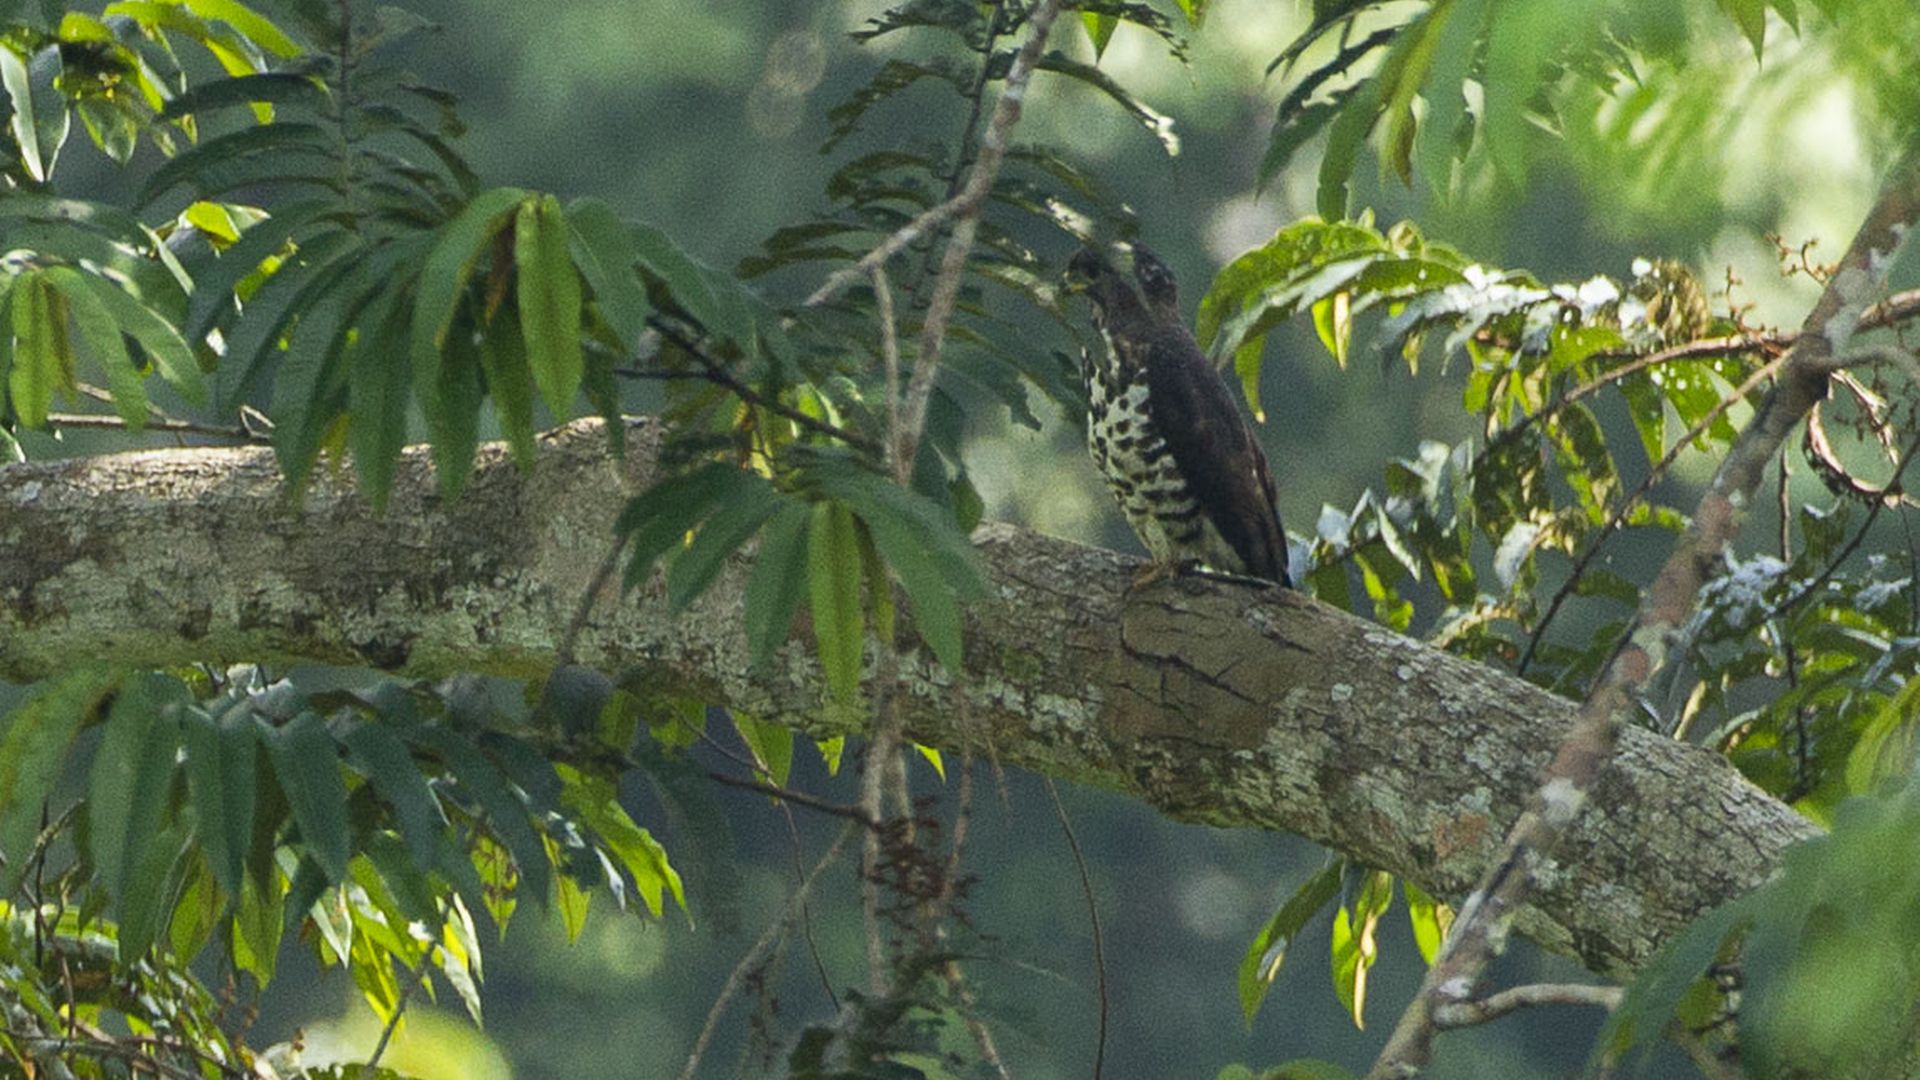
[3, 0, 1920, 1077]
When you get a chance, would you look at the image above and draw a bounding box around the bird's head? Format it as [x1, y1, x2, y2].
[1063, 244, 1150, 329]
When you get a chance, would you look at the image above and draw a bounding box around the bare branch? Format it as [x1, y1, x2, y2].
[1367, 143, 1920, 1080]
[45, 413, 266, 442]
[680, 823, 855, 1080]
[1431, 982, 1622, 1029]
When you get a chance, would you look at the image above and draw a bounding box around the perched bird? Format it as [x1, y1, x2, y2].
[1066, 244, 1292, 587]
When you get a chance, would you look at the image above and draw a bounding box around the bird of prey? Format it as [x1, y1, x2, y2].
[1066, 244, 1291, 587]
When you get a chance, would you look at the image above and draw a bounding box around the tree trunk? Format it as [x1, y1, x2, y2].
[0, 417, 1815, 979]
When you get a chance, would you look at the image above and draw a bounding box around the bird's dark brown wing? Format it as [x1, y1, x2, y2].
[1143, 326, 1291, 585]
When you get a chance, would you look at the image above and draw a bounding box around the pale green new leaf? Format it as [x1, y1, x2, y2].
[1238, 859, 1341, 1024]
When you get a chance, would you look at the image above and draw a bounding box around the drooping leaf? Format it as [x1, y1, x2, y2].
[260, 710, 352, 883]
[515, 194, 584, 420]
[0, 42, 70, 183]
[566, 197, 655, 353]
[183, 705, 257, 897]
[667, 479, 787, 614]
[1330, 868, 1394, 1029]
[744, 500, 814, 667]
[0, 668, 120, 896]
[1239, 859, 1342, 1024]
[808, 500, 866, 702]
[88, 672, 190, 925]
[8, 270, 74, 429]
[732, 712, 795, 788]
[43, 265, 146, 427]
[408, 725, 551, 908]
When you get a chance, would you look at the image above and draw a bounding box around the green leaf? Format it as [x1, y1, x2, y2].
[1317, 78, 1382, 219]
[515, 194, 584, 420]
[815, 735, 845, 776]
[1715, 0, 1768, 58]
[183, 706, 257, 898]
[617, 462, 764, 589]
[409, 186, 528, 377]
[215, 227, 360, 410]
[668, 480, 786, 614]
[1238, 859, 1341, 1024]
[566, 197, 655, 353]
[66, 268, 208, 405]
[0, 668, 119, 896]
[232, 860, 285, 984]
[260, 710, 351, 883]
[1413, 0, 1487, 196]
[183, 0, 302, 57]
[342, 718, 445, 865]
[732, 712, 794, 788]
[8, 270, 73, 429]
[116, 820, 188, 960]
[1330, 868, 1393, 1029]
[1, 42, 69, 183]
[914, 743, 946, 781]
[556, 765, 685, 917]
[409, 726, 551, 907]
[744, 500, 813, 668]
[1403, 879, 1451, 966]
[267, 271, 361, 494]
[477, 303, 538, 468]
[1082, 12, 1119, 57]
[159, 71, 325, 119]
[138, 122, 334, 205]
[345, 286, 414, 511]
[808, 501, 866, 702]
[88, 673, 189, 912]
[187, 197, 336, 344]
[42, 266, 146, 428]
[1036, 52, 1178, 156]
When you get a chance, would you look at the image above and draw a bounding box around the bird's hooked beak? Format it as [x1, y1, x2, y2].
[1062, 244, 1136, 296]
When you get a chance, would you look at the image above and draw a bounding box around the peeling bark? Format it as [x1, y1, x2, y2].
[0, 418, 1815, 979]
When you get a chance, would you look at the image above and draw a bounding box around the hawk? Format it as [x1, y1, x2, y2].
[1066, 244, 1292, 587]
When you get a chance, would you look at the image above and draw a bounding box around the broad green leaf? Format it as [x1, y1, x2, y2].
[815, 735, 845, 776]
[848, 495, 969, 675]
[1238, 859, 1341, 1024]
[1330, 869, 1393, 1029]
[1413, 0, 1487, 196]
[215, 227, 359, 410]
[232, 862, 285, 983]
[0, 668, 119, 896]
[1715, 0, 1768, 57]
[408, 726, 551, 907]
[515, 194, 584, 420]
[1082, 12, 1119, 57]
[1403, 879, 1451, 966]
[187, 197, 336, 344]
[267, 271, 361, 494]
[159, 71, 326, 119]
[183, 706, 257, 897]
[732, 712, 794, 787]
[808, 501, 866, 702]
[168, 852, 223, 961]
[617, 462, 763, 589]
[342, 719, 444, 865]
[260, 710, 351, 883]
[556, 764, 686, 916]
[668, 481, 786, 614]
[116, 820, 188, 960]
[88, 672, 189, 913]
[566, 197, 654, 352]
[66, 267, 208, 404]
[347, 287, 414, 510]
[9, 270, 73, 429]
[409, 186, 527, 374]
[183, 0, 301, 57]
[555, 855, 591, 941]
[138, 122, 334, 205]
[743, 500, 813, 667]
[1375, 4, 1449, 187]
[43, 266, 145, 428]
[477, 303, 538, 468]
[361, 833, 439, 926]
[1317, 78, 1382, 219]
[424, 304, 488, 500]
[0, 43, 68, 183]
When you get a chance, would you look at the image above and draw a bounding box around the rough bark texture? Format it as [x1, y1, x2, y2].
[0, 418, 1815, 979]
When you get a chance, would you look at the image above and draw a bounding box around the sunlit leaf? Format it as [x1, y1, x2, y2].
[808, 501, 865, 702]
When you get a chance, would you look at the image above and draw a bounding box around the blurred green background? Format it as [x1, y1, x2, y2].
[32, 0, 1896, 1075]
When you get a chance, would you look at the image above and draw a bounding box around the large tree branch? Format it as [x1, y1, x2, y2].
[0, 419, 1813, 978]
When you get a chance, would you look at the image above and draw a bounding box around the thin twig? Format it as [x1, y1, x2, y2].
[558, 535, 625, 666]
[899, 0, 1067, 471]
[1430, 982, 1622, 1029]
[363, 947, 434, 1076]
[678, 823, 855, 1080]
[705, 771, 877, 828]
[45, 413, 266, 441]
[875, 264, 905, 481]
[636, 318, 881, 453]
[1044, 777, 1106, 1080]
